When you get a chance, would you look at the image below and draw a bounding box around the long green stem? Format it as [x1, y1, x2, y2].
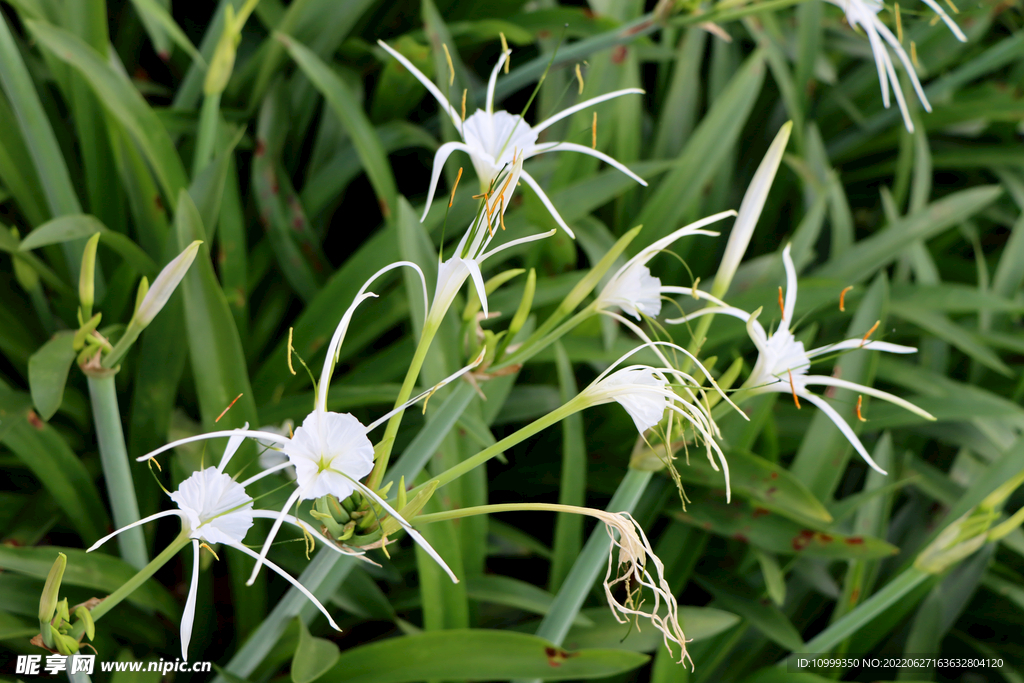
[414, 502, 608, 524]
[87, 374, 148, 569]
[409, 396, 584, 497]
[366, 317, 442, 491]
[496, 302, 597, 371]
[192, 91, 221, 177]
[70, 531, 190, 639]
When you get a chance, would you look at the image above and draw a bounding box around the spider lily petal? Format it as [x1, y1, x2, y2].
[181, 540, 200, 661]
[799, 393, 889, 475]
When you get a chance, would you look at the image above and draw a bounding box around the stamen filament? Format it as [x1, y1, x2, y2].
[499, 32, 510, 72]
[592, 112, 597, 149]
[895, 3, 904, 43]
[442, 43, 455, 86]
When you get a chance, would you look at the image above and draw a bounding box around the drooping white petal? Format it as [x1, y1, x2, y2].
[246, 486, 304, 586]
[800, 392, 888, 475]
[377, 39, 461, 129]
[420, 141, 476, 222]
[228, 541, 342, 631]
[801, 375, 936, 421]
[665, 304, 756, 327]
[519, 170, 575, 239]
[349, 477, 460, 583]
[485, 50, 510, 114]
[919, 0, 967, 40]
[531, 141, 648, 186]
[781, 244, 798, 327]
[217, 422, 250, 473]
[180, 539, 200, 662]
[531, 88, 645, 135]
[86, 509, 185, 552]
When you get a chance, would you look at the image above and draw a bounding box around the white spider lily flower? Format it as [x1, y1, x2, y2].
[90, 441, 346, 661]
[596, 211, 736, 320]
[669, 244, 935, 474]
[377, 40, 648, 238]
[139, 261, 481, 587]
[826, 0, 966, 132]
[579, 342, 734, 501]
[432, 152, 555, 320]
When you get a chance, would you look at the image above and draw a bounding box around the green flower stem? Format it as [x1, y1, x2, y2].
[366, 316, 442, 491]
[101, 321, 142, 369]
[495, 301, 598, 371]
[414, 502, 605, 525]
[192, 91, 221, 177]
[791, 567, 932, 658]
[86, 374, 148, 569]
[408, 396, 585, 498]
[70, 531, 190, 640]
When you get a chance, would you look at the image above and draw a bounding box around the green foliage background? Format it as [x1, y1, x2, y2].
[1, 0, 1023, 681]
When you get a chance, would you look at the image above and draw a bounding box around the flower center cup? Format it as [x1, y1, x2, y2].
[462, 110, 538, 186]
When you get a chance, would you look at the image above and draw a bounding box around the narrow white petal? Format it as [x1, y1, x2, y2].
[377, 40, 461, 128]
[665, 305, 753, 326]
[659, 286, 731, 308]
[862, 18, 892, 109]
[228, 542, 342, 631]
[881, 40, 916, 131]
[919, 0, 967, 40]
[247, 487, 304, 586]
[249, 511, 378, 565]
[531, 88, 645, 135]
[874, 14, 930, 111]
[364, 349, 485, 432]
[618, 211, 735, 278]
[782, 244, 798, 328]
[421, 141, 474, 222]
[531, 141, 647, 186]
[801, 375, 936, 420]
[806, 338, 918, 358]
[217, 422, 250, 473]
[801, 392, 888, 474]
[238, 460, 293, 488]
[137, 430, 291, 463]
[87, 510, 184, 551]
[479, 229, 556, 264]
[519, 170, 575, 239]
[180, 540, 200, 662]
[486, 50, 510, 114]
[350, 478, 460, 584]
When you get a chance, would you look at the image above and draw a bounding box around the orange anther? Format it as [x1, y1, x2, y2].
[839, 285, 853, 312]
[215, 393, 243, 423]
[778, 286, 785, 316]
[788, 370, 801, 409]
[860, 320, 880, 347]
[449, 167, 463, 208]
[856, 395, 866, 422]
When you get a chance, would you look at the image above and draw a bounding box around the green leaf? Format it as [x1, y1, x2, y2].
[281, 33, 398, 220]
[891, 303, 1012, 376]
[311, 629, 648, 683]
[20, 214, 158, 276]
[698, 576, 805, 652]
[130, 0, 206, 66]
[26, 20, 189, 202]
[0, 545, 177, 617]
[560, 606, 738, 651]
[291, 618, 340, 683]
[28, 331, 76, 421]
[466, 575, 593, 627]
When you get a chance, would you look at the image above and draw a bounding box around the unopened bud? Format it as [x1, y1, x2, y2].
[38, 552, 66, 624]
[204, 0, 260, 95]
[79, 233, 101, 318]
[132, 241, 202, 329]
[133, 276, 150, 318]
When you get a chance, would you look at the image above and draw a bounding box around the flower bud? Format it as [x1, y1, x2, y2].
[133, 276, 149, 318]
[38, 552, 66, 624]
[204, 0, 260, 95]
[79, 232, 101, 318]
[132, 241, 202, 329]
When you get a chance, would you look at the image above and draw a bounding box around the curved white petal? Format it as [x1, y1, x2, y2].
[806, 338, 918, 358]
[531, 141, 648, 186]
[801, 375, 936, 420]
[919, 0, 967, 40]
[238, 460, 293, 488]
[861, 14, 892, 109]
[881, 36, 916, 131]
[349, 477, 460, 583]
[228, 541, 341, 631]
[519, 170, 575, 239]
[247, 487, 305, 586]
[665, 304, 755, 326]
[486, 50, 510, 114]
[421, 141, 475, 222]
[364, 349, 485, 432]
[659, 286, 731, 308]
[180, 539, 200, 662]
[618, 211, 735, 278]
[873, 13, 930, 111]
[87, 509, 185, 552]
[217, 422, 250, 473]
[249, 510, 378, 564]
[781, 244, 798, 327]
[479, 229, 556, 264]
[137, 429, 291, 463]
[377, 40, 461, 128]
[801, 392, 888, 475]
[532, 88, 645, 135]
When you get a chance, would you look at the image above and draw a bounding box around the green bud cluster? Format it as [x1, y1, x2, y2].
[38, 553, 96, 655]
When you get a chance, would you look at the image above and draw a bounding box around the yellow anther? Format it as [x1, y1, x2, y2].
[691, 277, 701, 298]
[575, 63, 584, 94]
[287, 327, 296, 376]
[895, 3, 903, 43]
[461, 88, 467, 120]
[199, 543, 220, 561]
[945, 0, 959, 13]
[500, 32, 510, 73]
[442, 43, 455, 86]
[911, 41, 919, 69]
[592, 112, 597, 149]
[856, 395, 867, 422]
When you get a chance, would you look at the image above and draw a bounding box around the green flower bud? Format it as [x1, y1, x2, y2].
[133, 276, 149, 318]
[79, 233, 101, 319]
[38, 552, 66, 624]
[131, 241, 202, 329]
[74, 605, 95, 641]
[204, 0, 260, 95]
